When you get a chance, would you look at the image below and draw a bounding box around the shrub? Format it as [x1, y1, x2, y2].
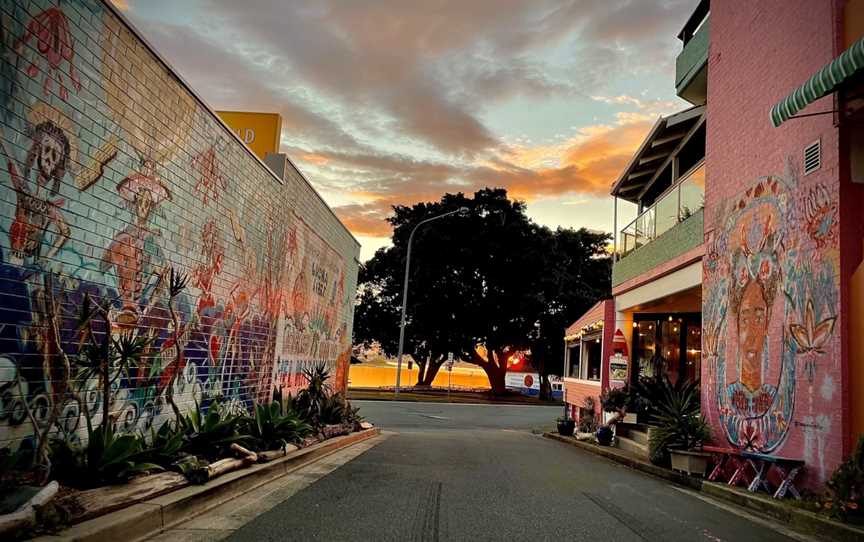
[822, 435, 864, 523]
[294, 363, 332, 428]
[599, 386, 630, 413]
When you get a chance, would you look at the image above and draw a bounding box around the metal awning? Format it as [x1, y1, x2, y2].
[610, 105, 705, 204]
[770, 36, 864, 127]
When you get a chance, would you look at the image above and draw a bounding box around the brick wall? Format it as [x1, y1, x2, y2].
[0, 0, 359, 451]
[703, 0, 844, 488]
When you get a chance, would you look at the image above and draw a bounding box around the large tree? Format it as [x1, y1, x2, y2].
[354, 188, 611, 394]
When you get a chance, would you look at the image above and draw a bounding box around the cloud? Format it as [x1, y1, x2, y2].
[125, 0, 699, 246]
[315, 117, 655, 237]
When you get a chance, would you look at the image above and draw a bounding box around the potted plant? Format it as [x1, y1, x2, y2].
[648, 378, 711, 475]
[557, 405, 575, 436]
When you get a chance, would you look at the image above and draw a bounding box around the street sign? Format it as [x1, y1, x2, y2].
[445, 352, 455, 372]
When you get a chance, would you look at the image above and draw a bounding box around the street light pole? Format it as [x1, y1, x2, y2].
[395, 207, 467, 398]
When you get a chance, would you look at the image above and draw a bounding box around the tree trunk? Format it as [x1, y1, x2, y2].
[481, 349, 507, 395]
[421, 358, 444, 385]
[415, 359, 427, 386]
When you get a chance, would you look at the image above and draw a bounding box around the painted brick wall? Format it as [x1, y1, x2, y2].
[702, 0, 844, 488]
[0, 0, 359, 451]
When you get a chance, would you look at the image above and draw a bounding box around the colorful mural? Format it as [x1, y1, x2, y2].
[0, 0, 358, 453]
[703, 168, 840, 482]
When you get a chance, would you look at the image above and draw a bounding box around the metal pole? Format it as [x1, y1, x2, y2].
[613, 196, 618, 262]
[395, 208, 466, 398]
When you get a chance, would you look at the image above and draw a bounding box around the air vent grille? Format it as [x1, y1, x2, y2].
[804, 140, 821, 175]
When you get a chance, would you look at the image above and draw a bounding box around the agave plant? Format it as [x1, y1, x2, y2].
[245, 401, 312, 451]
[294, 363, 332, 427]
[50, 418, 161, 488]
[647, 378, 709, 466]
[177, 400, 249, 460]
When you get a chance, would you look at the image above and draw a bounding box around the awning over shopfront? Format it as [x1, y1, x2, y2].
[770, 36, 864, 127]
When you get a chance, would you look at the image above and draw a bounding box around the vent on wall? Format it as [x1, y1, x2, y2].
[804, 140, 821, 175]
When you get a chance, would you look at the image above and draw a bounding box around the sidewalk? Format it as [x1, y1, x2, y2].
[544, 432, 864, 542]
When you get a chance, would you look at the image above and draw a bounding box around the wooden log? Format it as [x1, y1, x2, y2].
[257, 444, 301, 463]
[230, 443, 258, 462]
[55, 473, 188, 524]
[359, 421, 373, 430]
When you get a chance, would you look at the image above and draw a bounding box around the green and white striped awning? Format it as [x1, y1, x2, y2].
[770, 36, 864, 127]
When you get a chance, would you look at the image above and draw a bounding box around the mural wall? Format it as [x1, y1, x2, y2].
[0, 0, 359, 452]
[703, 169, 841, 485]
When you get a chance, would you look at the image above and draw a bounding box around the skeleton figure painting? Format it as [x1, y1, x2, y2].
[0, 103, 73, 267]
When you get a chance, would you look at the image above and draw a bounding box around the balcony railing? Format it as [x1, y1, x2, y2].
[618, 162, 704, 258]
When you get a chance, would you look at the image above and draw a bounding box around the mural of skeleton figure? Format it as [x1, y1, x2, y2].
[100, 160, 171, 327]
[0, 105, 73, 266]
[0, 104, 75, 405]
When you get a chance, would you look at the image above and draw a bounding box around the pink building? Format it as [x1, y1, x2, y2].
[703, 0, 864, 489]
[564, 0, 864, 489]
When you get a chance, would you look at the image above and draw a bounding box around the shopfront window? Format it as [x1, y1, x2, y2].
[632, 313, 701, 384]
[635, 321, 656, 377]
[685, 323, 702, 383]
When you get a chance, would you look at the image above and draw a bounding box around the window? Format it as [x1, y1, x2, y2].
[567, 344, 581, 379]
[582, 334, 603, 382]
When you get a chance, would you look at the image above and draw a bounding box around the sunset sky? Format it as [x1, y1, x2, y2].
[119, 0, 696, 261]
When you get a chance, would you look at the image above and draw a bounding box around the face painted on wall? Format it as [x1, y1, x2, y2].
[38, 133, 63, 179]
[738, 279, 767, 392]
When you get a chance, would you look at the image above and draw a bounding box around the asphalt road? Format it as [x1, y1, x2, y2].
[227, 401, 802, 542]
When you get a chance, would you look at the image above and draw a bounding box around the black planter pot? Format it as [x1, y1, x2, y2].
[557, 419, 575, 436]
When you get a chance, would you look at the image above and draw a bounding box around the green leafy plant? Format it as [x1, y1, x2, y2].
[599, 386, 631, 413]
[176, 401, 249, 460]
[631, 374, 690, 422]
[50, 419, 161, 488]
[822, 435, 864, 523]
[244, 401, 312, 451]
[318, 393, 363, 427]
[647, 378, 708, 466]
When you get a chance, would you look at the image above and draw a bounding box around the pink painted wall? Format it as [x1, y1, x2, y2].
[702, 0, 847, 489]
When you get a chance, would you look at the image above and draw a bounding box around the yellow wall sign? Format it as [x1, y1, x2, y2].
[215, 111, 282, 160]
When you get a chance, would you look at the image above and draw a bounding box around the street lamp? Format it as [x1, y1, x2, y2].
[395, 207, 468, 398]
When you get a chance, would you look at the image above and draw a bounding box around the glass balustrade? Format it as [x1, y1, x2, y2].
[617, 162, 704, 259]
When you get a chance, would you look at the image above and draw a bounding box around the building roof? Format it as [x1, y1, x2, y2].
[565, 299, 611, 338]
[609, 105, 705, 204]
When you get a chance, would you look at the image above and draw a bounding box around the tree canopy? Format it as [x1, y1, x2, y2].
[354, 188, 611, 395]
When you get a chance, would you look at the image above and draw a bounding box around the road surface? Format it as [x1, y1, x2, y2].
[218, 401, 805, 542]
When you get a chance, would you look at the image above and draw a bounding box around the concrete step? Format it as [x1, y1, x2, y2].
[617, 424, 650, 446]
[615, 435, 649, 460]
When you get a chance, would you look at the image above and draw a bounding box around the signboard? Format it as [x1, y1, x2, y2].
[445, 352, 454, 372]
[609, 353, 629, 383]
[215, 111, 282, 160]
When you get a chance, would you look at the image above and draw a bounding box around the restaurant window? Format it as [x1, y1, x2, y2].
[567, 344, 581, 379]
[685, 323, 702, 382]
[583, 334, 602, 382]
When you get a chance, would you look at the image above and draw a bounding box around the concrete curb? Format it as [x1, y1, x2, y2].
[545, 432, 864, 541]
[34, 428, 381, 542]
[701, 482, 864, 542]
[543, 432, 701, 489]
